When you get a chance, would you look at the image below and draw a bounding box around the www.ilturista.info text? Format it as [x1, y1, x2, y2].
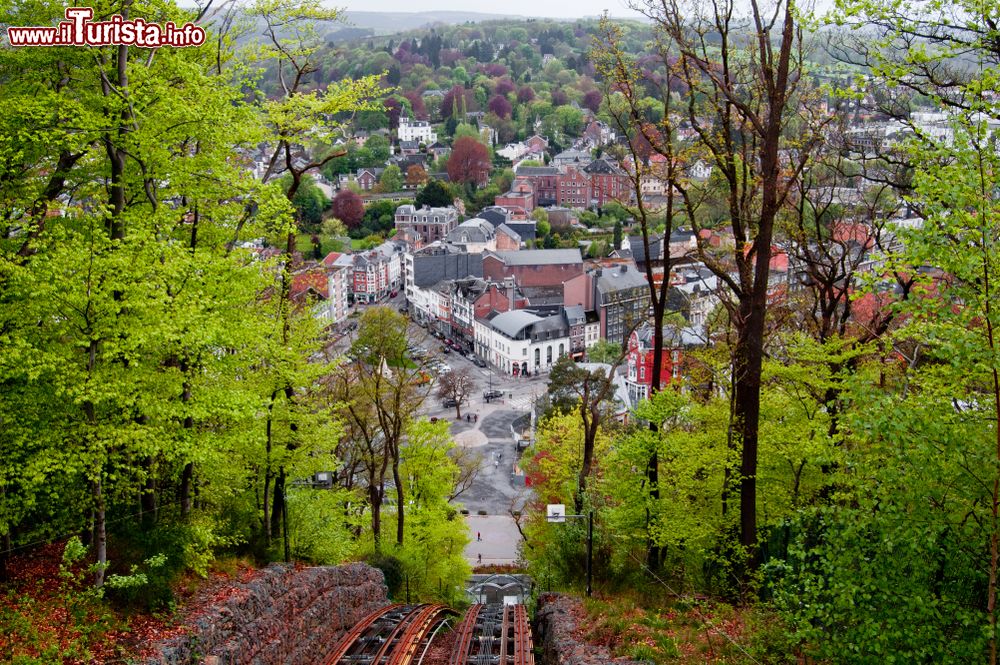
[7, 8, 206, 47]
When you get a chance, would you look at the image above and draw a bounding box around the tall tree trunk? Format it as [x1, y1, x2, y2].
[93, 478, 107, 588]
[392, 449, 405, 546]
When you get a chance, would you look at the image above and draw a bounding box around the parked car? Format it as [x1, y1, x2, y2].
[473, 357, 488, 368]
[442, 398, 459, 408]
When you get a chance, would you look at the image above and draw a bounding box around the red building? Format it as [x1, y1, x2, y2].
[495, 178, 535, 213]
[624, 324, 696, 404]
[482, 249, 584, 288]
[557, 166, 589, 207]
[585, 158, 631, 208]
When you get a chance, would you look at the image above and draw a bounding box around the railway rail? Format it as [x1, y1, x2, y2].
[448, 604, 534, 665]
[327, 602, 533, 665]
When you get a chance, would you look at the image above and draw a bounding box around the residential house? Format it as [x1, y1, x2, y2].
[495, 178, 535, 214]
[624, 323, 701, 403]
[356, 167, 384, 191]
[514, 165, 559, 206]
[552, 148, 592, 168]
[557, 166, 589, 208]
[445, 218, 497, 253]
[394, 204, 459, 244]
[584, 158, 631, 207]
[398, 116, 437, 144]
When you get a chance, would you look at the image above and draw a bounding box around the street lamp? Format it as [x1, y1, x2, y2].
[546, 504, 594, 597]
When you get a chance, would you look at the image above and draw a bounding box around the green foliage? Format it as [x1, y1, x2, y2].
[415, 179, 454, 208]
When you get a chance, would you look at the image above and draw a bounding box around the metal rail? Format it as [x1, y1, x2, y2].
[324, 604, 404, 665]
[388, 604, 451, 665]
[448, 604, 483, 665]
[513, 604, 533, 665]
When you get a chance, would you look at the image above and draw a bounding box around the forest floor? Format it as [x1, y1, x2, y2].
[0, 541, 262, 664]
[578, 592, 800, 665]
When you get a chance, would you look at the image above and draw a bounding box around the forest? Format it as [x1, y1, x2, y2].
[1, 0, 1000, 661]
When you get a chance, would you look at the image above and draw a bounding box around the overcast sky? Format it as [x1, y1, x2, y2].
[340, 1, 638, 19]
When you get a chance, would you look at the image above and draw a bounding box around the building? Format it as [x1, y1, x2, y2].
[624, 324, 701, 403]
[405, 245, 484, 323]
[350, 241, 404, 303]
[481, 309, 573, 377]
[552, 148, 592, 168]
[564, 263, 651, 346]
[356, 167, 384, 191]
[394, 204, 459, 244]
[513, 165, 560, 206]
[445, 218, 497, 253]
[557, 166, 590, 208]
[593, 264, 650, 345]
[495, 178, 535, 214]
[584, 158, 631, 207]
[482, 249, 584, 288]
[398, 116, 437, 144]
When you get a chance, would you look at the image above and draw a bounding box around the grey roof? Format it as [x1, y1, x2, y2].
[412, 251, 484, 288]
[515, 166, 560, 176]
[490, 248, 582, 266]
[635, 322, 703, 347]
[564, 304, 586, 326]
[594, 264, 648, 293]
[503, 222, 537, 242]
[554, 148, 591, 162]
[584, 158, 627, 175]
[520, 285, 566, 306]
[496, 224, 521, 242]
[491, 310, 543, 338]
[627, 234, 664, 264]
[478, 207, 511, 227]
[446, 218, 495, 244]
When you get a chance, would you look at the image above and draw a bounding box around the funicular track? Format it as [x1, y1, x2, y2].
[448, 604, 534, 665]
[324, 603, 453, 665]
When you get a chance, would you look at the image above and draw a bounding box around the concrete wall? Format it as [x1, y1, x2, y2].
[145, 563, 388, 665]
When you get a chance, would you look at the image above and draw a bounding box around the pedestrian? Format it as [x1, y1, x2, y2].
[477, 531, 481, 542]
[477, 553, 482, 564]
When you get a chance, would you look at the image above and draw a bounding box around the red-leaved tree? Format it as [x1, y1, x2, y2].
[447, 137, 491, 187]
[488, 94, 513, 119]
[517, 86, 535, 103]
[331, 189, 364, 229]
[582, 90, 603, 113]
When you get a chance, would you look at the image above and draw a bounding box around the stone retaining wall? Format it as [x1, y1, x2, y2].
[146, 562, 388, 665]
[533, 593, 642, 665]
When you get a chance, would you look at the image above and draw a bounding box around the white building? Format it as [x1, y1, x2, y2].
[481, 310, 572, 377]
[398, 116, 437, 145]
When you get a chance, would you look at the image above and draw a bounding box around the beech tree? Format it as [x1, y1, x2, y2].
[447, 137, 492, 188]
[332, 189, 366, 229]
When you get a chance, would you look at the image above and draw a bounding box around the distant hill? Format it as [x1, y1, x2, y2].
[338, 11, 527, 34]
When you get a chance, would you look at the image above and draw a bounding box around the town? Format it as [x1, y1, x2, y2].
[2, 1, 999, 663]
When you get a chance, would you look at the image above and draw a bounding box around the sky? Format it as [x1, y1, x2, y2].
[339, 0, 639, 19]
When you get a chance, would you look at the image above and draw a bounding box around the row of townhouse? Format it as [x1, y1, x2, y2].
[404, 245, 658, 375]
[494, 158, 632, 214]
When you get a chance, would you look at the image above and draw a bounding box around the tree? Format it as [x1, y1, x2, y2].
[547, 356, 622, 513]
[378, 165, 403, 192]
[365, 134, 391, 163]
[612, 219, 623, 250]
[609, 0, 819, 576]
[582, 90, 603, 113]
[488, 94, 513, 119]
[415, 180, 454, 208]
[517, 86, 536, 104]
[332, 189, 365, 229]
[587, 339, 622, 365]
[447, 137, 491, 188]
[406, 164, 429, 188]
[436, 368, 475, 418]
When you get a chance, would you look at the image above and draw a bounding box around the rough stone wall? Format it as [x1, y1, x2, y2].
[147, 562, 388, 665]
[533, 593, 642, 665]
